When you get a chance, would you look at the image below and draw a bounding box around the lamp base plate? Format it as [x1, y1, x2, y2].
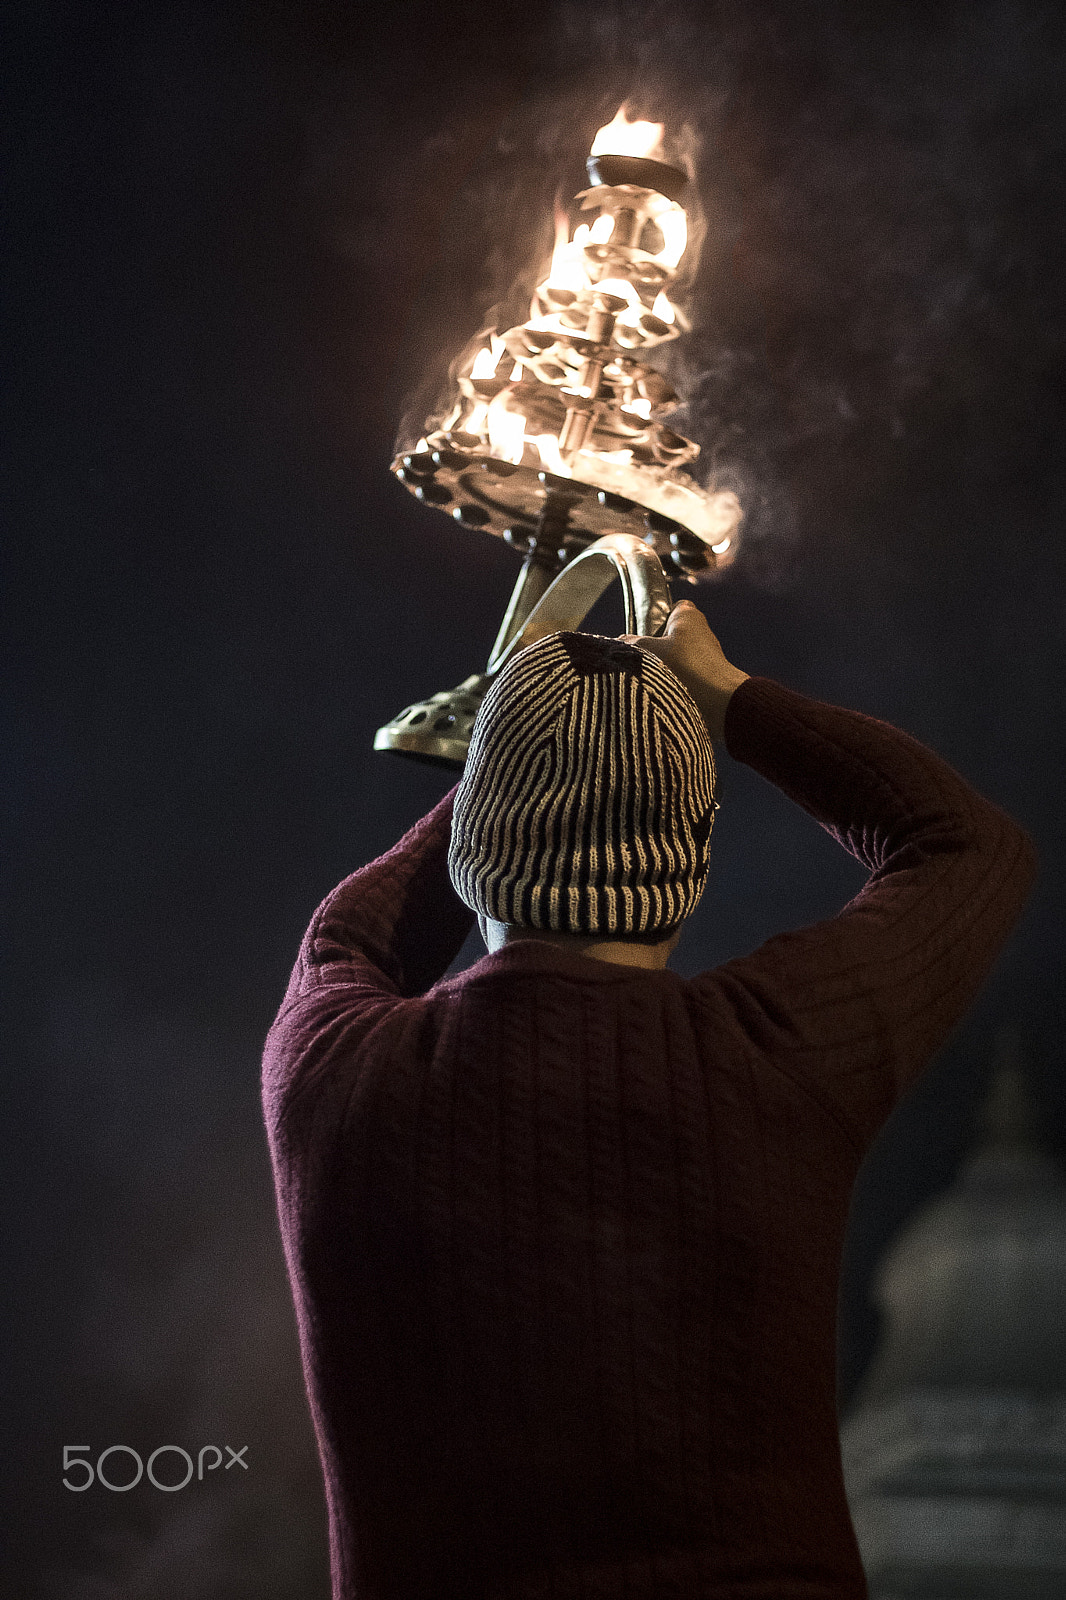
[373, 674, 490, 770]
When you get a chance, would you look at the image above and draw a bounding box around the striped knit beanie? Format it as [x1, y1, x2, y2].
[448, 631, 718, 936]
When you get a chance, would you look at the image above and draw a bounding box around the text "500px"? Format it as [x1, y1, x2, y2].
[63, 1445, 248, 1492]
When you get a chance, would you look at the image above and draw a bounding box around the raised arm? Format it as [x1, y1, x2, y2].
[630, 603, 1037, 1147]
[262, 785, 475, 1121]
[276, 783, 473, 1009]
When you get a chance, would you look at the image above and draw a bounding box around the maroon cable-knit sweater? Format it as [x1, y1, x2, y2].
[262, 677, 1035, 1600]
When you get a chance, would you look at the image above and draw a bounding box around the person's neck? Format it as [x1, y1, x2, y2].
[493, 923, 679, 970]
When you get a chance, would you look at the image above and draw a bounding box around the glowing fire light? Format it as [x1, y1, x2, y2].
[546, 207, 585, 295]
[487, 397, 527, 465]
[531, 433, 568, 477]
[398, 104, 742, 576]
[590, 107, 666, 161]
[470, 343, 501, 379]
[655, 206, 687, 269]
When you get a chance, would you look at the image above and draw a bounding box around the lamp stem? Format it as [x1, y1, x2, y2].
[487, 555, 559, 673]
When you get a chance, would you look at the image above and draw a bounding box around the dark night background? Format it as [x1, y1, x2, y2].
[4, 1, 1064, 1594]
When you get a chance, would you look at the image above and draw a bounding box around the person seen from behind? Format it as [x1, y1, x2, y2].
[263, 600, 1036, 1600]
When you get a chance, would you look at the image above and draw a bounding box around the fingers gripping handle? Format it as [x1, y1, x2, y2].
[488, 533, 673, 675]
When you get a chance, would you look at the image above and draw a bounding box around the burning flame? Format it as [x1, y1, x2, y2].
[656, 207, 687, 270]
[487, 398, 527, 465]
[542, 210, 684, 314]
[470, 342, 502, 379]
[545, 206, 586, 295]
[485, 390, 573, 478]
[651, 291, 675, 324]
[531, 433, 568, 476]
[591, 107, 666, 161]
[596, 277, 642, 309]
[405, 106, 741, 574]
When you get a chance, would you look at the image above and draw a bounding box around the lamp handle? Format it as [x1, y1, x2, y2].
[373, 534, 674, 769]
[487, 532, 673, 675]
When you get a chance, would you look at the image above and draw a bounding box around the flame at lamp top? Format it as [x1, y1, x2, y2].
[390, 106, 742, 584]
[590, 107, 666, 161]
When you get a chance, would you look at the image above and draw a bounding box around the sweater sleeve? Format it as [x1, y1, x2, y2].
[262, 784, 475, 1118]
[704, 676, 1037, 1149]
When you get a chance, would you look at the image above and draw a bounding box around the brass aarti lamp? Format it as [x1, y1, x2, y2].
[375, 107, 742, 767]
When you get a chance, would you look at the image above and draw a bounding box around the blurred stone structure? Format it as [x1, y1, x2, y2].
[840, 1035, 1066, 1599]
